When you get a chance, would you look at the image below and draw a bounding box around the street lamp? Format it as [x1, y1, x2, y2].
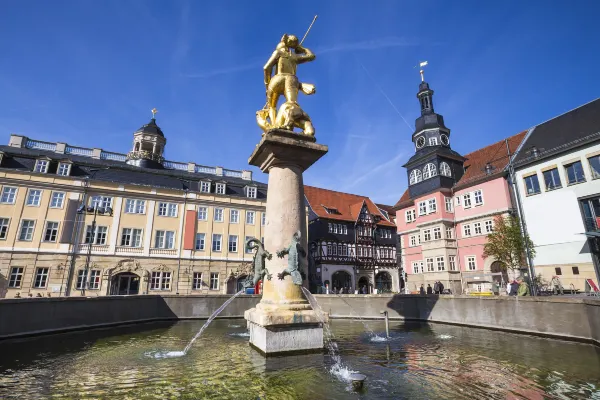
[78, 203, 112, 295]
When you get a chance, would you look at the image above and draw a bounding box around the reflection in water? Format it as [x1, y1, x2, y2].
[0, 319, 598, 399]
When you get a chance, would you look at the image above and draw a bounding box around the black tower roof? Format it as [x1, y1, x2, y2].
[135, 118, 164, 137]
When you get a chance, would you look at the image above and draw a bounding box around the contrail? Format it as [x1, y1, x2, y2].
[358, 62, 413, 132]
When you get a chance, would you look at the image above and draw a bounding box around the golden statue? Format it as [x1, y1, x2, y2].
[257, 17, 318, 137]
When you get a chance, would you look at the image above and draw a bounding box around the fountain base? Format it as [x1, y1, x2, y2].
[245, 307, 326, 355]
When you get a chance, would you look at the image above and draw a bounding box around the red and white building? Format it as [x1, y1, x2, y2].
[393, 77, 527, 293]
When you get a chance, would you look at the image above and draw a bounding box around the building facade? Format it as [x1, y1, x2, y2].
[0, 116, 268, 299]
[304, 186, 401, 294]
[394, 77, 527, 294]
[512, 98, 600, 291]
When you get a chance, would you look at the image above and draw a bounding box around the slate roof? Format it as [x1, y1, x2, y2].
[375, 203, 396, 223]
[0, 145, 267, 199]
[136, 118, 165, 137]
[512, 98, 600, 166]
[304, 185, 396, 227]
[393, 131, 528, 209]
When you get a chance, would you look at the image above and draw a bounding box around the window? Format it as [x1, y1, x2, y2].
[333, 224, 338, 234]
[343, 225, 348, 234]
[57, 162, 71, 176]
[484, 220, 494, 233]
[150, 271, 172, 290]
[18, 220, 35, 241]
[210, 272, 219, 290]
[463, 224, 471, 237]
[433, 227, 441, 240]
[50, 192, 65, 208]
[1, 187, 17, 204]
[423, 229, 431, 241]
[589, 156, 600, 179]
[473, 190, 483, 206]
[228, 235, 238, 252]
[125, 199, 146, 214]
[410, 235, 417, 247]
[474, 222, 482, 235]
[0, 218, 10, 239]
[445, 197, 453, 212]
[214, 208, 224, 222]
[426, 258, 434, 272]
[230, 209, 239, 223]
[34, 159, 49, 173]
[405, 209, 416, 223]
[8, 267, 23, 288]
[43, 221, 59, 242]
[423, 163, 437, 179]
[121, 228, 143, 247]
[261, 213, 266, 226]
[155, 231, 175, 249]
[446, 226, 453, 239]
[449, 256, 456, 271]
[212, 234, 222, 252]
[418, 202, 427, 216]
[158, 202, 177, 217]
[524, 174, 541, 195]
[565, 161, 586, 184]
[26, 189, 42, 206]
[200, 181, 211, 193]
[198, 206, 208, 221]
[555, 267, 562, 276]
[455, 196, 461, 206]
[543, 168, 562, 190]
[76, 270, 88, 290]
[409, 169, 422, 185]
[34, 267, 49, 288]
[440, 162, 451, 177]
[195, 233, 206, 250]
[215, 183, 226, 195]
[247, 187, 257, 198]
[85, 225, 108, 245]
[192, 272, 203, 290]
[466, 256, 476, 271]
[463, 193, 472, 208]
[89, 270, 101, 289]
[428, 137, 438, 146]
[427, 198, 437, 213]
[572, 266, 580, 275]
[412, 261, 421, 274]
[246, 211, 255, 225]
[436, 256, 445, 271]
[90, 195, 113, 209]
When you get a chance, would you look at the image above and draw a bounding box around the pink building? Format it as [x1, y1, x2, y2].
[393, 78, 526, 294]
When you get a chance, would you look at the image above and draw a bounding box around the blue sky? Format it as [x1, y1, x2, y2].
[1, 1, 598, 205]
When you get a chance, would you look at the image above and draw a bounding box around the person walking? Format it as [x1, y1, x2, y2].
[433, 281, 439, 294]
[427, 284, 433, 294]
[420, 284, 425, 295]
[439, 281, 445, 294]
[517, 278, 530, 296]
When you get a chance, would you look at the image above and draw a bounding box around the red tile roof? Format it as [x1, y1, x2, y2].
[393, 131, 528, 209]
[304, 185, 396, 227]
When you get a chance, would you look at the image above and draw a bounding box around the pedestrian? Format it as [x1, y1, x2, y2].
[433, 281, 439, 294]
[509, 280, 519, 296]
[427, 284, 433, 294]
[517, 278, 530, 296]
[439, 281, 445, 294]
[420, 284, 425, 295]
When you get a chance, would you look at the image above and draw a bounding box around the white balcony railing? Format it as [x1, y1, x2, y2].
[421, 238, 457, 251]
[78, 244, 110, 253]
[115, 246, 143, 254]
[149, 248, 177, 256]
[25, 139, 57, 151]
[66, 146, 94, 157]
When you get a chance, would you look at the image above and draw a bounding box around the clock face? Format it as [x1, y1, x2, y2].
[416, 136, 425, 148]
[440, 134, 449, 145]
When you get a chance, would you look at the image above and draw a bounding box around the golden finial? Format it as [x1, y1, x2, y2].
[151, 108, 158, 119]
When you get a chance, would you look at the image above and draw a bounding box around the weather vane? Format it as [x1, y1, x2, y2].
[151, 108, 158, 119]
[418, 61, 428, 82]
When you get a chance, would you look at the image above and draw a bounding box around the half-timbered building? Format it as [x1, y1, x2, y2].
[304, 186, 401, 294]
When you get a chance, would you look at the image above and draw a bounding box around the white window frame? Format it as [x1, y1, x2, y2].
[26, 189, 42, 206]
[57, 162, 71, 176]
[474, 222, 482, 235]
[410, 235, 416, 247]
[426, 258, 434, 272]
[200, 181, 211, 193]
[90, 195, 113, 209]
[33, 267, 49, 288]
[440, 162, 451, 177]
[405, 209, 415, 223]
[125, 199, 146, 214]
[214, 208, 224, 222]
[436, 256, 445, 271]
[485, 220, 494, 233]
[154, 230, 175, 249]
[246, 210, 255, 225]
[412, 261, 421, 274]
[228, 235, 238, 252]
[427, 198, 437, 213]
[230, 209, 239, 223]
[212, 234, 222, 252]
[446, 226, 453, 239]
[423, 163, 437, 179]
[195, 233, 206, 250]
[246, 186, 257, 199]
[18, 219, 36, 241]
[198, 206, 208, 221]
[445, 197, 453, 212]
[423, 229, 431, 241]
[409, 169, 422, 185]
[418, 201, 427, 216]
[34, 159, 49, 173]
[150, 271, 172, 291]
[433, 227, 441, 240]
[0, 217, 10, 239]
[215, 183, 226, 195]
[157, 202, 177, 217]
[120, 228, 143, 247]
[463, 224, 471, 237]
[428, 137, 438, 146]
[209, 272, 219, 290]
[261, 212, 266, 226]
[8, 266, 24, 288]
[192, 272, 203, 290]
[455, 196, 461, 206]
[43, 221, 59, 242]
[449, 255, 457, 271]
[473, 190, 484, 206]
[50, 192, 65, 208]
[466, 256, 477, 271]
[463, 193, 472, 208]
[1, 187, 18, 204]
[85, 225, 108, 245]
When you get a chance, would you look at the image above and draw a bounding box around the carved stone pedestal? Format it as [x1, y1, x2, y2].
[244, 129, 328, 355]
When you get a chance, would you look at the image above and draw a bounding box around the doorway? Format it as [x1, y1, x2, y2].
[111, 273, 140, 295]
[358, 276, 370, 294]
[331, 270, 352, 293]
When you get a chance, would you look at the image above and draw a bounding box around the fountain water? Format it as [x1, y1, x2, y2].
[334, 293, 376, 336]
[301, 287, 359, 383]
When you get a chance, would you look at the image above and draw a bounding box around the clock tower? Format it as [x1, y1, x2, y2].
[403, 78, 465, 198]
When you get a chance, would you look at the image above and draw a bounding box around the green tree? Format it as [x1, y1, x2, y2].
[483, 215, 536, 273]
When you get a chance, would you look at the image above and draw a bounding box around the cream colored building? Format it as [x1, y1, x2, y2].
[0, 116, 267, 298]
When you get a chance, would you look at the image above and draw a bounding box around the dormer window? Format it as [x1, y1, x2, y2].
[246, 186, 257, 199]
[57, 161, 72, 176]
[215, 183, 226, 195]
[200, 181, 211, 193]
[428, 137, 438, 146]
[34, 159, 49, 173]
[323, 206, 340, 215]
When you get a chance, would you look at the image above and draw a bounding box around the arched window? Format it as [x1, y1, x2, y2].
[375, 271, 393, 293]
[422, 163, 437, 179]
[409, 169, 422, 185]
[440, 162, 452, 177]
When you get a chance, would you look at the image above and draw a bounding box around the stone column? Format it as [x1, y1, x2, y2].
[245, 129, 328, 354]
